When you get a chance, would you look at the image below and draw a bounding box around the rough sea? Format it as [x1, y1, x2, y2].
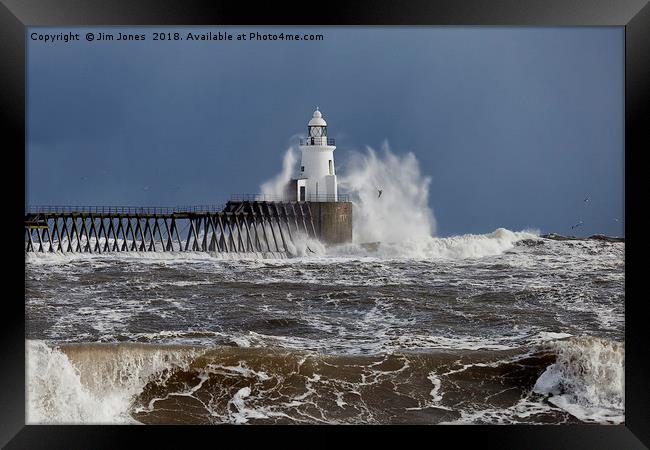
[25, 228, 625, 425]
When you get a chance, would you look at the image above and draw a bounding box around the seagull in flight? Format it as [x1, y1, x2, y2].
[377, 188, 383, 199]
[583, 196, 590, 203]
[571, 220, 584, 230]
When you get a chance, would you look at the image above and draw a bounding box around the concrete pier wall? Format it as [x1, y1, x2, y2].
[308, 201, 352, 245]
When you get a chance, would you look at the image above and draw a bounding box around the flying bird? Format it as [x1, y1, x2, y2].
[377, 188, 383, 199]
[571, 221, 584, 230]
[583, 196, 590, 203]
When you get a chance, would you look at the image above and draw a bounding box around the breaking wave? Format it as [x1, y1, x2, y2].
[533, 336, 624, 424]
[27, 340, 202, 424]
[329, 227, 539, 259]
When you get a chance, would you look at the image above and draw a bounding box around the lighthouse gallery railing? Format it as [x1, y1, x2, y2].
[299, 137, 335, 146]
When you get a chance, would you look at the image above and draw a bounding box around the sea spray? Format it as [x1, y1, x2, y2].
[338, 143, 436, 243]
[260, 146, 299, 198]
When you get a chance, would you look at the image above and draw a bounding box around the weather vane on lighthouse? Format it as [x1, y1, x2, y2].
[287, 107, 338, 202]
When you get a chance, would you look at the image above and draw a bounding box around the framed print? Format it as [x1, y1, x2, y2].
[2, 0, 648, 447]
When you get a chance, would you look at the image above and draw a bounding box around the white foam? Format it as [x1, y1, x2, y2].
[228, 387, 271, 423]
[328, 228, 539, 260]
[394, 334, 517, 351]
[441, 396, 561, 425]
[427, 372, 443, 403]
[529, 331, 573, 345]
[25, 249, 289, 265]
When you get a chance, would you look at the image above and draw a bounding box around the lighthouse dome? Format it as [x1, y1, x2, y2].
[308, 108, 327, 127]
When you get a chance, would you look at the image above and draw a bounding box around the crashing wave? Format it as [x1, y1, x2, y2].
[27, 340, 203, 424]
[533, 336, 624, 424]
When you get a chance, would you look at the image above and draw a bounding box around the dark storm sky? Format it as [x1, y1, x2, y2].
[27, 27, 624, 237]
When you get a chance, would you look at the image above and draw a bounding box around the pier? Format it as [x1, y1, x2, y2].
[25, 109, 355, 255]
[24, 200, 337, 255]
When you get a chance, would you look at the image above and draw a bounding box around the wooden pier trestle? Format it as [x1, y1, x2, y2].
[24, 201, 319, 255]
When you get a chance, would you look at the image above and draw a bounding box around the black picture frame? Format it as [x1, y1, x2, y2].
[3, 0, 648, 447]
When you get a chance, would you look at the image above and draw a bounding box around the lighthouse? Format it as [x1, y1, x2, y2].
[282, 107, 351, 245]
[295, 108, 338, 202]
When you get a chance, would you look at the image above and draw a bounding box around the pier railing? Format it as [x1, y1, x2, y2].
[230, 194, 349, 202]
[305, 194, 349, 202]
[26, 205, 225, 215]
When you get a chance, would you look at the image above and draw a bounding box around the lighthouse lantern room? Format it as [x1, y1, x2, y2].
[288, 108, 338, 202]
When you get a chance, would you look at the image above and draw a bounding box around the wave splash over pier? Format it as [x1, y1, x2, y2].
[339, 143, 436, 244]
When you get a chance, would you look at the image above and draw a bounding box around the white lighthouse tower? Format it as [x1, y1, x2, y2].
[295, 108, 338, 202]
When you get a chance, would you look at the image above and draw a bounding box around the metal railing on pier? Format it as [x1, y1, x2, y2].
[305, 194, 349, 202]
[25, 205, 225, 215]
[229, 194, 349, 202]
[173, 205, 225, 213]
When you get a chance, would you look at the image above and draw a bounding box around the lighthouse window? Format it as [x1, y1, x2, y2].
[301, 166, 304, 172]
[328, 160, 333, 175]
[309, 126, 326, 137]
